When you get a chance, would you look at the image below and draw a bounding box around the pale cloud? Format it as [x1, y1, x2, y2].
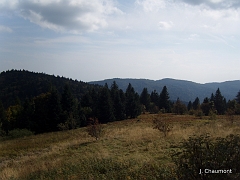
[135, 0, 166, 12]
[177, 0, 240, 9]
[158, 21, 173, 30]
[0, 25, 13, 33]
[34, 36, 90, 45]
[188, 34, 199, 40]
[1, 0, 122, 33]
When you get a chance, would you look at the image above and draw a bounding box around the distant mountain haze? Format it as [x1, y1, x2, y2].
[89, 78, 240, 103]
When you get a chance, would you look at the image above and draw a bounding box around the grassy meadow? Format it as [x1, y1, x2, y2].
[1, 113, 240, 179]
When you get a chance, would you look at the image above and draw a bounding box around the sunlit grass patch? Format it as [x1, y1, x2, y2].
[0, 114, 239, 179]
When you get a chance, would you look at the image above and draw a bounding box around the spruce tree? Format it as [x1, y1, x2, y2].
[187, 101, 193, 111]
[48, 87, 63, 130]
[159, 86, 170, 112]
[110, 81, 125, 120]
[173, 98, 187, 115]
[17, 98, 34, 130]
[150, 90, 159, 105]
[201, 97, 210, 116]
[97, 86, 115, 123]
[140, 88, 151, 111]
[192, 97, 200, 110]
[214, 88, 226, 114]
[125, 83, 141, 118]
[61, 84, 74, 114]
[32, 93, 51, 133]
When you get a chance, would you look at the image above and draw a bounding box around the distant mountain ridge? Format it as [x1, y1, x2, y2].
[89, 78, 240, 102]
[1, 70, 239, 106]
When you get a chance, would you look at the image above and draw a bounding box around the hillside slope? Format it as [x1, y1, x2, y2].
[1, 114, 239, 179]
[89, 78, 240, 102]
[0, 70, 100, 107]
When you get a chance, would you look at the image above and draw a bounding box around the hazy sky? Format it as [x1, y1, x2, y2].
[0, 0, 240, 83]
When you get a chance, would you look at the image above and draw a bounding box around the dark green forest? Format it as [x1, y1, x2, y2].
[0, 70, 240, 135]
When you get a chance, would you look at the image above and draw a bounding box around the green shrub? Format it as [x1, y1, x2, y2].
[87, 118, 104, 140]
[188, 109, 195, 115]
[195, 110, 204, 119]
[172, 134, 240, 180]
[8, 129, 34, 139]
[209, 110, 217, 120]
[153, 114, 172, 137]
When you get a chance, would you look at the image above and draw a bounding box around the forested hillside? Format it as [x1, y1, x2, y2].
[0, 70, 240, 136]
[0, 70, 143, 134]
[0, 69, 99, 108]
[89, 78, 240, 102]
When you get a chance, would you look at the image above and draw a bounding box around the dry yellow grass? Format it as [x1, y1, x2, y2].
[0, 113, 240, 179]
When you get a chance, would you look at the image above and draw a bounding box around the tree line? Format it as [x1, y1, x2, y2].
[1, 80, 240, 135]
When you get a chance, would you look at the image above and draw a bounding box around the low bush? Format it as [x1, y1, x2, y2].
[172, 134, 240, 180]
[209, 110, 217, 120]
[153, 114, 172, 137]
[195, 110, 204, 119]
[87, 118, 104, 140]
[8, 129, 34, 139]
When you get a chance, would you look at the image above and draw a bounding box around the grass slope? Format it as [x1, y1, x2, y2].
[1, 114, 240, 179]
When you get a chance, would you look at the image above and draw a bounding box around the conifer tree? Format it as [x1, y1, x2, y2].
[150, 90, 159, 105]
[17, 98, 34, 130]
[159, 86, 170, 112]
[97, 86, 115, 123]
[110, 81, 125, 120]
[187, 101, 193, 111]
[192, 97, 200, 110]
[140, 88, 151, 111]
[173, 98, 187, 115]
[32, 93, 51, 133]
[214, 88, 226, 114]
[61, 84, 74, 114]
[60, 84, 80, 129]
[125, 83, 141, 118]
[48, 87, 63, 130]
[201, 97, 211, 116]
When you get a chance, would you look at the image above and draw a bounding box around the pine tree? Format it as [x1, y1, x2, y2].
[150, 90, 159, 105]
[110, 81, 125, 120]
[61, 84, 80, 129]
[97, 86, 115, 123]
[81, 88, 98, 117]
[17, 98, 34, 130]
[173, 98, 187, 115]
[61, 84, 74, 114]
[201, 97, 210, 116]
[140, 88, 151, 111]
[48, 87, 63, 130]
[187, 101, 193, 111]
[192, 97, 200, 110]
[159, 86, 170, 112]
[32, 93, 51, 133]
[214, 88, 226, 115]
[125, 83, 141, 118]
[210, 93, 215, 103]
